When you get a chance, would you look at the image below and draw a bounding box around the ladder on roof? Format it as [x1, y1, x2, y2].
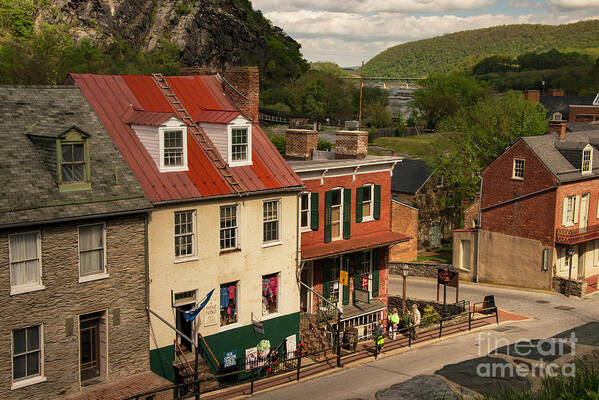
[151, 73, 245, 196]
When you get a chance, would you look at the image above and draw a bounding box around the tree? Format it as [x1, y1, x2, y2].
[411, 72, 488, 130]
[429, 91, 547, 207]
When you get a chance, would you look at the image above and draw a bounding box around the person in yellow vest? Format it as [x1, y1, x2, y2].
[388, 308, 400, 340]
[373, 319, 385, 356]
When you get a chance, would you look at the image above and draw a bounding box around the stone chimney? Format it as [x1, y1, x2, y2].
[548, 120, 567, 141]
[524, 90, 540, 103]
[180, 66, 217, 75]
[222, 66, 260, 123]
[547, 89, 564, 97]
[285, 129, 318, 160]
[335, 130, 368, 159]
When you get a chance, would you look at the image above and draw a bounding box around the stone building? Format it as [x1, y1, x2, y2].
[70, 68, 304, 383]
[0, 87, 168, 399]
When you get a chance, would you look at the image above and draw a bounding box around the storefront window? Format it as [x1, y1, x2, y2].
[330, 257, 341, 303]
[262, 273, 279, 316]
[356, 251, 371, 291]
[220, 282, 238, 326]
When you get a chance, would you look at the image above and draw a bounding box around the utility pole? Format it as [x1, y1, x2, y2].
[358, 60, 364, 130]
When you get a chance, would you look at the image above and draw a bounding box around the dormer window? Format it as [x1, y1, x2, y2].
[227, 121, 252, 167]
[61, 142, 85, 182]
[582, 145, 592, 174]
[57, 129, 91, 191]
[164, 130, 184, 167]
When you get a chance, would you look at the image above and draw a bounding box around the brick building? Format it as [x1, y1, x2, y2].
[390, 200, 418, 262]
[455, 124, 599, 293]
[0, 87, 168, 399]
[286, 129, 409, 342]
[525, 89, 598, 122]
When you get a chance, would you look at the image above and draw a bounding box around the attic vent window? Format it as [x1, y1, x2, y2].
[582, 146, 592, 174]
[512, 158, 525, 180]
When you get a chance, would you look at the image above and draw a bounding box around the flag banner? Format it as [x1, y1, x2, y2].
[183, 289, 215, 322]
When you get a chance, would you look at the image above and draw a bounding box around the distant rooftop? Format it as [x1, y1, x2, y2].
[287, 150, 400, 172]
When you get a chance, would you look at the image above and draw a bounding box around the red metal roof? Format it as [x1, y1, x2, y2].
[122, 106, 176, 127]
[70, 73, 302, 203]
[301, 231, 411, 261]
[194, 109, 240, 124]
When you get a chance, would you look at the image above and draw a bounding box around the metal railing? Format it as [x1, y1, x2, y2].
[197, 333, 220, 375]
[556, 224, 599, 244]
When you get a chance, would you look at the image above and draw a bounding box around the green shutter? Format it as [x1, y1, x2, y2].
[373, 184, 381, 220]
[310, 192, 319, 231]
[322, 259, 331, 301]
[324, 191, 332, 243]
[353, 252, 362, 294]
[343, 188, 351, 239]
[356, 187, 363, 223]
[372, 248, 380, 297]
[342, 258, 350, 305]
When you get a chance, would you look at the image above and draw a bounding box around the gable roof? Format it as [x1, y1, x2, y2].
[69, 74, 302, 203]
[0, 86, 152, 228]
[391, 158, 432, 194]
[540, 95, 595, 119]
[122, 106, 176, 127]
[521, 130, 599, 183]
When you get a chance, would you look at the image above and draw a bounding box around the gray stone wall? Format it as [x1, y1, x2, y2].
[552, 276, 588, 298]
[0, 214, 149, 400]
[389, 261, 439, 278]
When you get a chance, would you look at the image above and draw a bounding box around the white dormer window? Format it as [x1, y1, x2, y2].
[158, 120, 188, 172]
[164, 130, 184, 167]
[582, 145, 592, 174]
[227, 118, 252, 167]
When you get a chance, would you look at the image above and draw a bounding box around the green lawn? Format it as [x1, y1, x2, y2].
[372, 134, 442, 159]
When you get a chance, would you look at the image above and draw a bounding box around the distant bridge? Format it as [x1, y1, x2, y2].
[341, 76, 423, 90]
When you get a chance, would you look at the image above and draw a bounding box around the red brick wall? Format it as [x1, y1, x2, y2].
[390, 201, 418, 262]
[222, 66, 259, 122]
[481, 140, 558, 246]
[301, 171, 392, 247]
[569, 105, 599, 122]
[555, 180, 599, 231]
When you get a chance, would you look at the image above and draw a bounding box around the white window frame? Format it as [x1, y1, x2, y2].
[331, 188, 343, 240]
[563, 195, 579, 227]
[361, 184, 374, 222]
[356, 251, 372, 293]
[220, 205, 239, 251]
[582, 145, 592, 174]
[512, 158, 525, 180]
[78, 223, 108, 283]
[158, 124, 188, 172]
[174, 210, 197, 261]
[9, 232, 44, 295]
[329, 257, 341, 305]
[263, 199, 281, 246]
[11, 324, 46, 390]
[300, 192, 311, 232]
[262, 272, 280, 319]
[460, 240, 472, 270]
[227, 124, 252, 167]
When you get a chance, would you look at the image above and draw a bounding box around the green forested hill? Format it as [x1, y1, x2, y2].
[364, 20, 599, 77]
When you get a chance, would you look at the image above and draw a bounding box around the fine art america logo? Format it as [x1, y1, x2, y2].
[475, 332, 577, 378]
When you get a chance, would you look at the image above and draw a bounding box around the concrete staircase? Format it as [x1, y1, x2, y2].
[300, 313, 330, 358]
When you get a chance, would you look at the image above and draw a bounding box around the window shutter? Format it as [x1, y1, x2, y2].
[343, 188, 351, 239]
[373, 184, 381, 220]
[324, 191, 332, 243]
[574, 196, 580, 224]
[562, 198, 568, 226]
[372, 248, 380, 297]
[356, 187, 363, 222]
[342, 258, 350, 305]
[311, 193, 319, 231]
[322, 259, 331, 301]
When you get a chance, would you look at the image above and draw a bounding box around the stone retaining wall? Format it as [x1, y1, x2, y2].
[388, 296, 464, 318]
[389, 262, 439, 279]
[552, 277, 587, 298]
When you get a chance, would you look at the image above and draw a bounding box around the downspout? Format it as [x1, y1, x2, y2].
[296, 191, 302, 288]
[475, 172, 483, 283]
[145, 211, 150, 312]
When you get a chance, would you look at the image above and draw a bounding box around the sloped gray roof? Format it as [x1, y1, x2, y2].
[391, 158, 432, 194]
[540, 95, 595, 120]
[0, 86, 152, 228]
[521, 130, 599, 183]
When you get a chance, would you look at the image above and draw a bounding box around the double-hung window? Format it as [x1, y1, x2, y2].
[329, 258, 341, 304]
[231, 128, 248, 162]
[175, 211, 195, 258]
[79, 224, 106, 278]
[512, 159, 525, 180]
[263, 200, 280, 243]
[300, 192, 310, 231]
[12, 325, 42, 384]
[582, 146, 592, 174]
[331, 189, 342, 239]
[563, 196, 578, 226]
[356, 251, 372, 291]
[220, 205, 238, 250]
[9, 232, 42, 293]
[361, 184, 373, 220]
[163, 130, 184, 167]
[61, 142, 86, 182]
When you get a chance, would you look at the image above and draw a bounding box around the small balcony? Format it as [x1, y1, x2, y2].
[555, 224, 599, 245]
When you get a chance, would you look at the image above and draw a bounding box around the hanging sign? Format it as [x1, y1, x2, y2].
[437, 268, 458, 288]
[340, 270, 349, 286]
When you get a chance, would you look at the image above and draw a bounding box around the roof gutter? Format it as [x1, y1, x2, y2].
[151, 185, 304, 206]
[301, 238, 410, 262]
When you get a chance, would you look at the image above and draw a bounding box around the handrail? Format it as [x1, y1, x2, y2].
[174, 339, 193, 376]
[296, 262, 342, 315]
[199, 332, 220, 370]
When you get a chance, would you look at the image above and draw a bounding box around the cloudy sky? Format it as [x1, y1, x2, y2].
[251, 0, 599, 67]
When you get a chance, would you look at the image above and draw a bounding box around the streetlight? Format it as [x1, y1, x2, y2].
[400, 266, 409, 316]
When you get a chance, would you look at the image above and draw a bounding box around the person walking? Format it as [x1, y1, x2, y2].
[388, 308, 400, 340]
[410, 304, 421, 340]
[373, 319, 385, 357]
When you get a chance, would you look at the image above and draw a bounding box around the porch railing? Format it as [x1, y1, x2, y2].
[556, 224, 599, 244]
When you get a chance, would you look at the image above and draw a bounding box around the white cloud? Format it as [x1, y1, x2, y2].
[507, 0, 534, 7]
[549, 0, 599, 9]
[252, 0, 496, 13]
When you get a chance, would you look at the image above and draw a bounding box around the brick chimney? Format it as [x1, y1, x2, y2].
[335, 130, 368, 159]
[180, 66, 217, 75]
[547, 89, 564, 97]
[222, 66, 259, 123]
[524, 90, 540, 103]
[548, 120, 567, 141]
[285, 129, 318, 160]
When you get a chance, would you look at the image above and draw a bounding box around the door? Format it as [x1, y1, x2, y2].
[578, 243, 586, 279]
[176, 304, 194, 352]
[580, 193, 589, 232]
[300, 263, 313, 313]
[80, 313, 102, 383]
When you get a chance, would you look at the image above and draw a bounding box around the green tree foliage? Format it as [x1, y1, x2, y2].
[429, 91, 547, 206]
[411, 73, 488, 130]
[363, 20, 599, 77]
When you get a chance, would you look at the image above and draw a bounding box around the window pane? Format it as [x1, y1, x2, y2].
[73, 144, 84, 161]
[363, 203, 371, 218]
[363, 186, 371, 201]
[27, 326, 39, 351]
[332, 190, 341, 206]
[220, 282, 238, 325]
[81, 250, 103, 275]
[301, 193, 309, 209]
[262, 274, 278, 316]
[13, 329, 26, 354]
[26, 352, 39, 376]
[73, 164, 85, 181]
[80, 225, 103, 250]
[301, 211, 308, 227]
[13, 355, 26, 380]
[62, 165, 74, 182]
[62, 144, 73, 162]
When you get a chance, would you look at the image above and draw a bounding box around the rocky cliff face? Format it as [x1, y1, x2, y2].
[35, 0, 305, 72]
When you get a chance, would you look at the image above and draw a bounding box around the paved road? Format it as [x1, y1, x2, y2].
[252, 277, 599, 400]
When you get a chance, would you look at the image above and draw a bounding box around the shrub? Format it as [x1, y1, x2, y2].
[317, 139, 332, 151]
[268, 135, 285, 155]
[420, 305, 440, 328]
